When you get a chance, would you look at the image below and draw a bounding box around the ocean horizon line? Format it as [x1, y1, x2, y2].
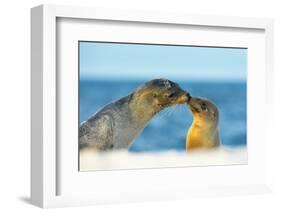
[79, 78, 246, 84]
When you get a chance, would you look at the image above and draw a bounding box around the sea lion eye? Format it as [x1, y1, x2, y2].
[201, 103, 208, 111]
[168, 92, 176, 98]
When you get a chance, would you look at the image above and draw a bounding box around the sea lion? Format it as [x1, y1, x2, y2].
[186, 97, 220, 151]
[80, 78, 190, 151]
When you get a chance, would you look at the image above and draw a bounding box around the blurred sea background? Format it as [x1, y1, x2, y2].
[79, 41, 247, 153]
[79, 80, 246, 152]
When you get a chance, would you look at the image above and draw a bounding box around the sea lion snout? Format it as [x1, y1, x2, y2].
[172, 90, 191, 104]
[169, 84, 191, 104]
[188, 97, 208, 113]
[187, 97, 201, 113]
[182, 92, 191, 103]
[186, 93, 191, 103]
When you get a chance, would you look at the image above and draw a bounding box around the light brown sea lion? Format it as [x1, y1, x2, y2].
[79, 79, 190, 151]
[186, 97, 220, 151]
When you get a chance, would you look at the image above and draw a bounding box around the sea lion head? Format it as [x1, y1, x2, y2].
[131, 79, 190, 120]
[143, 78, 190, 111]
[187, 97, 219, 127]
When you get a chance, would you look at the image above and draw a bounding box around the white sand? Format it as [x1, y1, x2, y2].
[80, 147, 247, 171]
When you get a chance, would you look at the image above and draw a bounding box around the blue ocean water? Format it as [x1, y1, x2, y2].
[80, 80, 246, 152]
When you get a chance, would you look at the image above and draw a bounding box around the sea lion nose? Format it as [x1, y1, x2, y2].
[185, 92, 191, 99]
[186, 92, 191, 103]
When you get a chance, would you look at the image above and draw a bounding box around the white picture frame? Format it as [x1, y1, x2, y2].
[31, 4, 274, 208]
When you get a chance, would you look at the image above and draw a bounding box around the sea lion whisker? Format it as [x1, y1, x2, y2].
[178, 104, 186, 113]
[164, 106, 177, 117]
[166, 107, 175, 116]
[162, 108, 172, 117]
[157, 107, 172, 118]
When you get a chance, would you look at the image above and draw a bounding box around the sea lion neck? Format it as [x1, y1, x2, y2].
[192, 115, 217, 130]
[187, 125, 220, 149]
[129, 90, 158, 125]
[186, 117, 220, 150]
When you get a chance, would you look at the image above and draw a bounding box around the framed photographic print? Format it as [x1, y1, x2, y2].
[31, 4, 274, 208]
[78, 41, 248, 172]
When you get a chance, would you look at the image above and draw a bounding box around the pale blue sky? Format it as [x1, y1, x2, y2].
[79, 41, 247, 81]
